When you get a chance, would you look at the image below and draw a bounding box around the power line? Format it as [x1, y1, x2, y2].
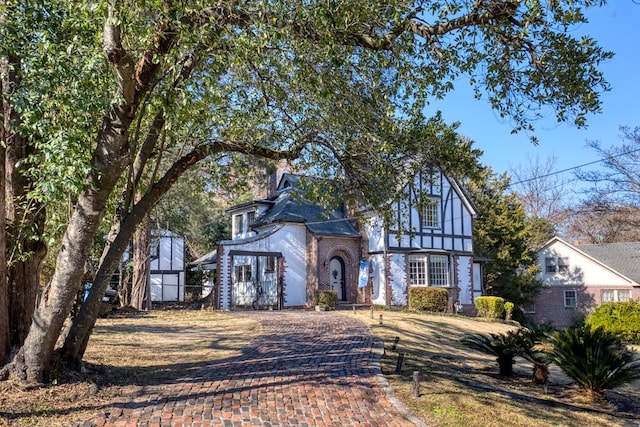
[507, 146, 640, 188]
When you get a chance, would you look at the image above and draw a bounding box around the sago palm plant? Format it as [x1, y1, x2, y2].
[461, 330, 522, 376]
[548, 324, 640, 400]
[517, 326, 553, 385]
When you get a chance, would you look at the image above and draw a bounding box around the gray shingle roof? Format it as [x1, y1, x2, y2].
[576, 241, 640, 284]
[253, 179, 360, 238]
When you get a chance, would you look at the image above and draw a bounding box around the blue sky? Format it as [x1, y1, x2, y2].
[424, 2, 639, 184]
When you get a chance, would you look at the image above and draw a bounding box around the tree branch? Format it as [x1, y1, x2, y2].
[410, 1, 519, 40]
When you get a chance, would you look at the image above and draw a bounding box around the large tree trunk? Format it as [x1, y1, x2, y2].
[6, 128, 47, 347]
[15, 105, 132, 382]
[58, 139, 295, 365]
[0, 94, 7, 364]
[6, 4, 182, 382]
[1, 50, 47, 362]
[131, 210, 151, 311]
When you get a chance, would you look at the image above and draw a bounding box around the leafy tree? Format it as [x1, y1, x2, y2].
[548, 325, 640, 401]
[586, 300, 640, 344]
[467, 168, 541, 310]
[1, 0, 613, 383]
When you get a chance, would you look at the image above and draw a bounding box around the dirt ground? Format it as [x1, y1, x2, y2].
[0, 309, 259, 427]
[351, 310, 640, 427]
[0, 308, 639, 427]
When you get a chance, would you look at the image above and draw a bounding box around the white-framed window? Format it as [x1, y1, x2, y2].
[232, 214, 243, 238]
[421, 197, 441, 229]
[247, 211, 256, 229]
[545, 256, 569, 273]
[558, 257, 569, 272]
[522, 303, 535, 314]
[264, 256, 276, 273]
[234, 264, 252, 282]
[409, 255, 428, 286]
[429, 255, 450, 287]
[545, 257, 556, 273]
[564, 290, 577, 308]
[408, 254, 450, 287]
[601, 289, 632, 303]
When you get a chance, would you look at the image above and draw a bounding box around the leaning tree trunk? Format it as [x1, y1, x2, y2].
[7, 4, 182, 382]
[14, 105, 132, 382]
[59, 136, 301, 366]
[131, 210, 151, 311]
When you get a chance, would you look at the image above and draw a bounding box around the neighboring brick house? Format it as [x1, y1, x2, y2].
[213, 171, 481, 310]
[531, 236, 640, 328]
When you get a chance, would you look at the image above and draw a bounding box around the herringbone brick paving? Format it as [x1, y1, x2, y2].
[88, 311, 424, 427]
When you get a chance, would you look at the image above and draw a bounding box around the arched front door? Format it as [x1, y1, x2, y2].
[329, 256, 346, 301]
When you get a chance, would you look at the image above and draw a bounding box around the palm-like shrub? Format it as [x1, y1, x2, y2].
[548, 325, 640, 400]
[517, 326, 553, 385]
[461, 330, 522, 376]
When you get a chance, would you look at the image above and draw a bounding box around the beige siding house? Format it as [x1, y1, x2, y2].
[531, 237, 640, 328]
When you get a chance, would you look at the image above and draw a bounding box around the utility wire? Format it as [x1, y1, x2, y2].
[507, 146, 640, 188]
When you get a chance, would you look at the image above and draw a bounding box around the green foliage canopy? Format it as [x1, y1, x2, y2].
[586, 300, 640, 345]
[1, 1, 614, 222]
[467, 168, 541, 308]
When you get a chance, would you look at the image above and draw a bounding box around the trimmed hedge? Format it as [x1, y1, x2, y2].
[586, 300, 640, 344]
[410, 287, 449, 312]
[475, 296, 505, 319]
[504, 301, 515, 320]
[314, 290, 338, 310]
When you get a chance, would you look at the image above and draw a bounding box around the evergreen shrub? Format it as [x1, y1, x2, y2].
[410, 287, 448, 312]
[314, 290, 338, 310]
[475, 296, 505, 319]
[586, 300, 640, 344]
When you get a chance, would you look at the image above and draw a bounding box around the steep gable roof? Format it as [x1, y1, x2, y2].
[538, 236, 640, 285]
[576, 241, 640, 284]
[254, 175, 360, 238]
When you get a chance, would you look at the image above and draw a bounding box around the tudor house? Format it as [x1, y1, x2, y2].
[530, 237, 640, 328]
[213, 170, 481, 310]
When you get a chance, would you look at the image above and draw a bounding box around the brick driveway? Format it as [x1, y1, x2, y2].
[91, 311, 425, 427]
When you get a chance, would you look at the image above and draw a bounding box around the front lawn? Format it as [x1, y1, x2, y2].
[350, 309, 640, 427]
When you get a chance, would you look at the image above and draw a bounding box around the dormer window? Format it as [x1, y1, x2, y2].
[247, 211, 256, 229]
[421, 197, 441, 229]
[232, 214, 243, 239]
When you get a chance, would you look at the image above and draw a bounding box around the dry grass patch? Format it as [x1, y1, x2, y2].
[0, 309, 258, 426]
[350, 309, 640, 427]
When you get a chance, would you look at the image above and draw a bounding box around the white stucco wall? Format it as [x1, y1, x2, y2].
[151, 236, 184, 270]
[388, 253, 407, 306]
[456, 256, 473, 304]
[370, 253, 386, 305]
[364, 215, 385, 253]
[220, 224, 307, 309]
